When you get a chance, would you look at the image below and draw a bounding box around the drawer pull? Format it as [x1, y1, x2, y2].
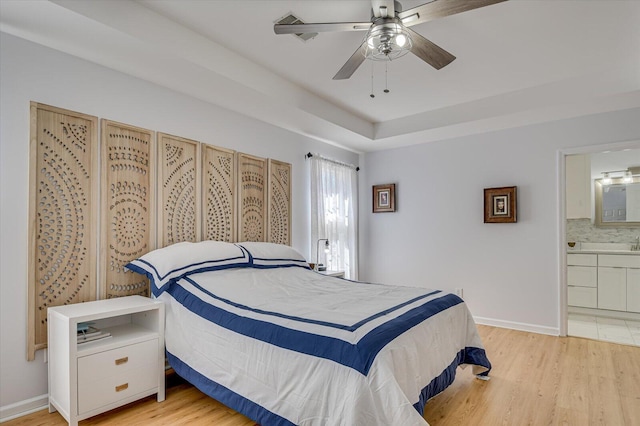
[115, 357, 128, 365]
[115, 383, 129, 392]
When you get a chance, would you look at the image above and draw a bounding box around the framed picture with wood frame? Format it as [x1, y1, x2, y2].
[373, 183, 396, 213]
[484, 186, 517, 223]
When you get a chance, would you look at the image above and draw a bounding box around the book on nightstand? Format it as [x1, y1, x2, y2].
[77, 325, 111, 344]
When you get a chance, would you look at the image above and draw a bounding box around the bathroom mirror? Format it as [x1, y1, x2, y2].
[594, 178, 640, 227]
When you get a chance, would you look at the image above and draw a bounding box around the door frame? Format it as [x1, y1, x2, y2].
[557, 139, 640, 336]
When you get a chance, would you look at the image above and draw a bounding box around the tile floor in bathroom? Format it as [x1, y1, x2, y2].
[568, 313, 640, 346]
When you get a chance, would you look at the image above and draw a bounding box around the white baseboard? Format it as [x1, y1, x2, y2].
[474, 316, 559, 336]
[0, 394, 48, 423]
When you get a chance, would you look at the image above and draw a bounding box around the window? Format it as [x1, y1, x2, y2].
[310, 155, 358, 279]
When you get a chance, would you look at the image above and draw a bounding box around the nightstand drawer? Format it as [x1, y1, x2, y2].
[78, 339, 157, 382]
[77, 340, 158, 415]
[77, 360, 158, 414]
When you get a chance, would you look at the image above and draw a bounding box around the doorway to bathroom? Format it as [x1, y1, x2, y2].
[563, 145, 640, 346]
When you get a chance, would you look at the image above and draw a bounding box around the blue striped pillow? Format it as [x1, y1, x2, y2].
[126, 241, 250, 295]
[236, 242, 310, 269]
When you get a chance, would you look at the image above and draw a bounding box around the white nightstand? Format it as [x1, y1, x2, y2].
[47, 295, 165, 426]
[318, 270, 345, 278]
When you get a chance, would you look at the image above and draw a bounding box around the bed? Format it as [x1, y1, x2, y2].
[127, 241, 491, 426]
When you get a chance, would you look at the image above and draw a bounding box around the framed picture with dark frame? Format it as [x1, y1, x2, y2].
[373, 183, 396, 213]
[484, 186, 517, 223]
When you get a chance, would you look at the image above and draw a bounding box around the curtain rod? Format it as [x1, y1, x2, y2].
[306, 152, 360, 171]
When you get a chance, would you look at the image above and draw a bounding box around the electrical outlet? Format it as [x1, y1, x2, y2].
[455, 288, 463, 298]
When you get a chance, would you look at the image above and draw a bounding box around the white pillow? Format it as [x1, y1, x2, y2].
[126, 241, 249, 295]
[236, 242, 310, 269]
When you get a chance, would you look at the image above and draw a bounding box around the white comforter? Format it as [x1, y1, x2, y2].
[159, 267, 490, 426]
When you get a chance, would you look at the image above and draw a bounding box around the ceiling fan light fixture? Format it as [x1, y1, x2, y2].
[363, 19, 413, 61]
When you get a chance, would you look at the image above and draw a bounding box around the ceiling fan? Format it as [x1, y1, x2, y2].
[274, 0, 507, 80]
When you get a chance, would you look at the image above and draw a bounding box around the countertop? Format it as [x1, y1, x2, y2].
[567, 242, 640, 255]
[568, 249, 640, 255]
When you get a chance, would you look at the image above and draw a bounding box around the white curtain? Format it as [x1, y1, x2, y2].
[310, 156, 358, 280]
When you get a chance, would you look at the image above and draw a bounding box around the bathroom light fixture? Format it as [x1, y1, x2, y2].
[316, 239, 330, 271]
[623, 170, 633, 183]
[601, 168, 639, 185]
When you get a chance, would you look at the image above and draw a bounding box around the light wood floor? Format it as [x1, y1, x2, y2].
[7, 325, 640, 425]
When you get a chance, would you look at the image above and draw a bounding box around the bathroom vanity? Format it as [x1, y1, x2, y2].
[565, 152, 640, 321]
[568, 244, 640, 314]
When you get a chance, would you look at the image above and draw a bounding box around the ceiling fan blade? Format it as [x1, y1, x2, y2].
[406, 28, 456, 70]
[333, 43, 368, 80]
[398, 0, 508, 27]
[371, 0, 396, 18]
[274, 22, 371, 35]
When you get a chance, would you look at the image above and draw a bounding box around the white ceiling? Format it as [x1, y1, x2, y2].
[1, 0, 639, 153]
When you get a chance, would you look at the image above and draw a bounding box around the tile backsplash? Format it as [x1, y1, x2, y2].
[567, 218, 640, 243]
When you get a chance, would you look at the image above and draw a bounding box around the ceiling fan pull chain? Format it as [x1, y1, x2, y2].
[370, 61, 375, 98]
[384, 61, 390, 94]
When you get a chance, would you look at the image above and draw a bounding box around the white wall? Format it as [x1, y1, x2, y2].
[359, 109, 640, 333]
[0, 33, 358, 412]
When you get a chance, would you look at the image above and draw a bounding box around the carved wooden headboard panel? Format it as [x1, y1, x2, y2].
[237, 153, 267, 242]
[202, 144, 236, 242]
[28, 103, 292, 359]
[268, 159, 292, 245]
[157, 133, 200, 247]
[100, 120, 155, 300]
[27, 102, 99, 360]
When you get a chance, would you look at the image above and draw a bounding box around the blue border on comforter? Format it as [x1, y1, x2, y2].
[167, 351, 296, 426]
[184, 276, 442, 331]
[167, 346, 490, 425]
[168, 282, 468, 375]
[412, 347, 491, 415]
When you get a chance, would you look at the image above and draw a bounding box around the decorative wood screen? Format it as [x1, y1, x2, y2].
[27, 103, 99, 360]
[101, 120, 155, 299]
[157, 133, 200, 247]
[27, 103, 295, 360]
[268, 159, 292, 245]
[237, 153, 267, 242]
[202, 145, 236, 242]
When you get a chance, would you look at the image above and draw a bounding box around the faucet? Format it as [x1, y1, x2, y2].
[633, 236, 640, 251]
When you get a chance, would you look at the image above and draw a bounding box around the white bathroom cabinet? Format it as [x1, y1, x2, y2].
[567, 254, 597, 308]
[598, 267, 627, 311]
[626, 268, 640, 313]
[598, 254, 640, 312]
[565, 154, 591, 219]
[568, 252, 640, 313]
